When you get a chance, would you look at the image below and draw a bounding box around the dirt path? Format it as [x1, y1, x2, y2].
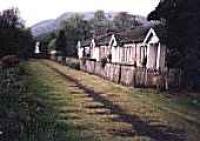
[27, 60, 200, 141]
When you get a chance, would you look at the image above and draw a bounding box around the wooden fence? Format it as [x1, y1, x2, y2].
[80, 59, 181, 90]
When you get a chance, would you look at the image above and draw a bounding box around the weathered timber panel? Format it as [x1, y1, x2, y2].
[94, 62, 102, 76]
[120, 65, 135, 86]
[105, 63, 113, 81]
[79, 59, 181, 90]
[134, 67, 146, 87]
[85, 60, 95, 74]
[113, 64, 121, 83]
[80, 59, 87, 71]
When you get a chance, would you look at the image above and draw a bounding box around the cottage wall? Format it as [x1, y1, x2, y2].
[91, 47, 100, 61]
[111, 46, 120, 63]
[146, 44, 157, 69]
[111, 42, 144, 65]
[146, 43, 166, 71]
[135, 43, 143, 66]
[159, 44, 166, 71]
[99, 46, 108, 59]
[144, 28, 166, 71]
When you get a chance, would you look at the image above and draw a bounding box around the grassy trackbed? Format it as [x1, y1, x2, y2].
[3, 59, 198, 141]
[40, 59, 200, 141]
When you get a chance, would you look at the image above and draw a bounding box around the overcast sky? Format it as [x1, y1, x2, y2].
[0, 0, 159, 27]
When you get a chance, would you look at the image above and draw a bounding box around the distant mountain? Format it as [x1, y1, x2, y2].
[31, 19, 57, 37]
[31, 12, 149, 38]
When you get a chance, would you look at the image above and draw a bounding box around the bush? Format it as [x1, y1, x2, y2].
[0, 55, 20, 68]
[100, 57, 107, 68]
[107, 54, 112, 62]
[65, 58, 80, 70]
[142, 56, 147, 67]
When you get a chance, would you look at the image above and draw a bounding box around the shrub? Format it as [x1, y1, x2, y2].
[107, 54, 112, 62]
[65, 58, 80, 70]
[1, 55, 20, 68]
[142, 56, 147, 67]
[100, 57, 107, 68]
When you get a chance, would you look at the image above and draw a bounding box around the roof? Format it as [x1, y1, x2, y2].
[94, 32, 113, 46]
[114, 26, 150, 44]
[81, 23, 166, 47]
[81, 32, 113, 47]
[81, 39, 92, 47]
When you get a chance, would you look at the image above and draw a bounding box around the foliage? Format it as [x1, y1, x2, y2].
[0, 55, 20, 68]
[55, 30, 67, 56]
[113, 12, 142, 30]
[90, 10, 113, 35]
[39, 32, 56, 55]
[65, 58, 80, 70]
[0, 8, 34, 59]
[53, 11, 144, 58]
[141, 56, 147, 67]
[100, 57, 107, 68]
[107, 54, 112, 62]
[40, 10, 145, 58]
[148, 0, 200, 90]
[59, 14, 92, 57]
[47, 38, 57, 51]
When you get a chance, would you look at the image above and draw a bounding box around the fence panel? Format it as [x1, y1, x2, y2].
[120, 65, 135, 86]
[79, 59, 181, 90]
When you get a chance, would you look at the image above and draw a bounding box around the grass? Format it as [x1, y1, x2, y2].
[40, 59, 200, 141]
[25, 60, 137, 141]
[2, 59, 199, 141]
[43, 59, 200, 119]
[24, 61, 104, 141]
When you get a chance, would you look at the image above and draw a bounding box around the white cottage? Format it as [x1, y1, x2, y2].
[109, 26, 150, 66]
[143, 25, 167, 71]
[78, 33, 113, 61]
[108, 25, 166, 70]
[78, 24, 166, 71]
[77, 39, 92, 59]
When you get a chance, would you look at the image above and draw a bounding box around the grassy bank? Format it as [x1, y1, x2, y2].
[0, 62, 100, 141]
[41, 59, 200, 141]
[1, 60, 199, 141]
[23, 61, 103, 141]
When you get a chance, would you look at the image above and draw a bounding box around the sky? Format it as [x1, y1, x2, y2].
[0, 0, 160, 27]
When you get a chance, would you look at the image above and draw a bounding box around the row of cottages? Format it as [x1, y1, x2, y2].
[78, 24, 167, 71]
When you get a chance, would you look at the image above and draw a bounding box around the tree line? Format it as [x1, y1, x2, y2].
[40, 11, 142, 57]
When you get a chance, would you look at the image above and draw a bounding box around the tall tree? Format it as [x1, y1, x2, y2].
[90, 10, 112, 36]
[59, 14, 92, 57]
[113, 12, 141, 30]
[0, 8, 34, 58]
[148, 0, 200, 89]
[55, 30, 67, 56]
[93, 10, 106, 22]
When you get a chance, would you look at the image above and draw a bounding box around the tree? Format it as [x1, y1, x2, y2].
[57, 14, 92, 57]
[55, 30, 67, 56]
[90, 10, 113, 35]
[0, 8, 34, 59]
[93, 10, 106, 22]
[113, 12, 141, 30]
[148, 0, 200, 90]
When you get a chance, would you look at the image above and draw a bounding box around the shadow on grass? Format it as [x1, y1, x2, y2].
[49, 66, 186, 141]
